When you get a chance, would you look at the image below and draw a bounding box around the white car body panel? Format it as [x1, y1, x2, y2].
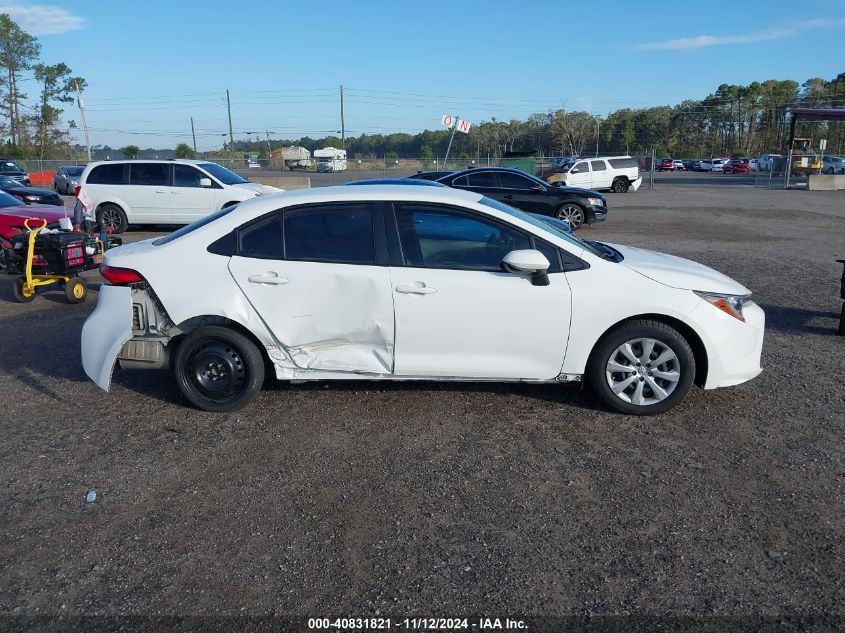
[80, 285, 133, 390]
[80, 184, 764, 401]
[389, 266, 571, 379]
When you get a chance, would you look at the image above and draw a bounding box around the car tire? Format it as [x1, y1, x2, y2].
[611, 178, 629, 193]
[839, 303, 845, 337]
[96, 203, 128, 234]
[13, 277, 36, 303]
[173, 326, 265, 412]
[64, 277, 86, 304]
[826, 167, 834, 175]
[587, 319, 695, 416]
[54, 183, 60, 193]
[556, 203, 585, 230]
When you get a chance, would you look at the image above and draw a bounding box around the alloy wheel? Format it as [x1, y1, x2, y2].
[605, 337, 681, 406]
[558, 205, 584, 229]
[100, 208, 123, 231]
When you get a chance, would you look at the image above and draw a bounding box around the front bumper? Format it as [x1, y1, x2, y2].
[692, 300, 765, 389]
[586, 204, 608, 224]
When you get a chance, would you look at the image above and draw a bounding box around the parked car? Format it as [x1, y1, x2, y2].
[436, 167, 606, 229]
[0, 192, 73, 269]
[822, 155, 844, 175]
[545, 156, 641, 193]
[709, 159, 729, 173]
[681, 160, 696, 171]
[53, 165, 86, 194]
[0, 160, 30, 185]
[672, 160, 686, 171]
[749, 158, 759, 172]
[693, 160, 712, 172]
[757, 154, 781, 172]
[657, 159, 675, 171]
[81, 184, 764, 416]
[724, 159, 752, 174]
[77, 159, 283, 234]
[407, 171, 454, 181]
[0, 174, 64, 206]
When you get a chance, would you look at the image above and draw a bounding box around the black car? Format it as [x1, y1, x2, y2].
[435, 167, 607, 229]
[0, 175, 63, 206]
[0, 160, 30, 186]
[407, 170, 454, 181]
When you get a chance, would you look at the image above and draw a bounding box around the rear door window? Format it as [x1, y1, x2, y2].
[466, 171, 499, 187]
[284, 204, 375, 264]
[87, 163, 128, 185]
[130, 163, 169, 186]
[498, 172, 535, 189]
[590, 160, 607, 171]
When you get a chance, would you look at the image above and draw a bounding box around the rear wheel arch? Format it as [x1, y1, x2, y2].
[172, 315, 273, 373]
[587, 313, 708, 387]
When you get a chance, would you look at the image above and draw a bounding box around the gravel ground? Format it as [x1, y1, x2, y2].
[1, 181, 843, 631]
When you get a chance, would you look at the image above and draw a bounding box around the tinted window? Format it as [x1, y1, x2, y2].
[87, 163, 127, 185]
[570, 162, 589, 174]
[198, 162, 248, 185]
[173, 164, 205, 188]
[498, 172, 534, 189]
[466, 171, 498, 187]
[284, 204, 374, 264]
[533, 238, 562, 273]
[130, 163, 169, 186]
[452, 175, 468, 186]
[396, 205, 531, 270]
[591, 160, 607, 171]
[239, 213, 282, 259]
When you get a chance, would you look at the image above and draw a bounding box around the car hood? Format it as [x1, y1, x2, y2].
[608, 243, 750, 295]
[3, 185, 56, 196]
[231, 182, 283, 195]
[0, 205, 70, 222]
[554, 185, 604, 199]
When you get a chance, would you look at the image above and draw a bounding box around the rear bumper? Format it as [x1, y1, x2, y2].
[81, 285, 133, 390]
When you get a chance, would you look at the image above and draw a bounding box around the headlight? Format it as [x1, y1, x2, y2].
[587, 197, 603, 206]
[24, 195, 39, 201]
[694, 290, 750, 322]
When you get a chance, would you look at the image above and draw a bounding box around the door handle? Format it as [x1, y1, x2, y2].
[503, 194, 514, 200]
[155, 189, 166, 193]
[170, 190, 181, 194]
[248, 272, 289, 285]
[395, 283, 437, 295]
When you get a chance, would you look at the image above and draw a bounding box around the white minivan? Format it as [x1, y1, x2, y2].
[77, 159, 283, 233]
[546, 156, 642, 193]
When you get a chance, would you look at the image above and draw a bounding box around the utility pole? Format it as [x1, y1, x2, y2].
[265, 130, 272, 164]
[75, 81, 91, 161]
[340, 84, 345, 149]
[595, 118, 600, 157]
[190, 117, 197, 153]
[226, 89, 234, 164]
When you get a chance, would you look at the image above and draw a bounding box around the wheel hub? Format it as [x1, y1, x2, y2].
[190, 343, 243, 394]
[605, 337, 681, 406]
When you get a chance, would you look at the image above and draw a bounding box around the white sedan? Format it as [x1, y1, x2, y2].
[81, 185, 764, 415]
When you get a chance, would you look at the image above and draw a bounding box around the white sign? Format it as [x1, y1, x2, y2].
[820, 139, 827, 151]
[441, 114, 455, 128]
[456, 119, 472, 134]
[800, 157, 809, 167]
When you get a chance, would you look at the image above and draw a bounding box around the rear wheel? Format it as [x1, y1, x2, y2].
[64, 277, 87, 304]
[173, 326, 265, 412]
[588, 320, 695, 415]
[611, 178, 629, 193]
[556, 203, 585, 230]
[97, 203, 128, 234]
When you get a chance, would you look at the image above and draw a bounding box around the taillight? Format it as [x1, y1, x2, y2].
[74, 186, 81, 197]
[100, 264, 143, 285]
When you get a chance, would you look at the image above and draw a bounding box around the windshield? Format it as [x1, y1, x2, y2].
[66, 167, 84, 177]
[153, 205, 238, 245]
[478, 197, 605, 258]
[198, 162, 248, 185]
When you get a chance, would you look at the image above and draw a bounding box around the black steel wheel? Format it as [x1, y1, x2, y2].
[173, 326, 265, 412]
[96, 203, 128, 234]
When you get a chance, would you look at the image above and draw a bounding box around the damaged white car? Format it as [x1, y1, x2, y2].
[81, 185, 764, 414]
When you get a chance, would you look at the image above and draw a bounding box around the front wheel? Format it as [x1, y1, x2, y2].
[173, 326, 265, 412]
[611, 178, 629, 193]
[557, 203, 585, 230]
[587, 320, 695, 415]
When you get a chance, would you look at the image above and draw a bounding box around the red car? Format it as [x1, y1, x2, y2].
[0, 191, 72, 267]
[657, 158, 675, 171]
[724, 159, 752, 174]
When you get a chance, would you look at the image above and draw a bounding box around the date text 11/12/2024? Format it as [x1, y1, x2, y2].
[307, 617, 527, 630]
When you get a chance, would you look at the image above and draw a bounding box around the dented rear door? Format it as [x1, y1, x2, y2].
[227, 203, 395, 374]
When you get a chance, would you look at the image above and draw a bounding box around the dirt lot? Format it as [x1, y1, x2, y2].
[1, 180, 843, 631]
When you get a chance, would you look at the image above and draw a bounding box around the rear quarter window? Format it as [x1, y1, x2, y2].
[608, 158, 638, 170]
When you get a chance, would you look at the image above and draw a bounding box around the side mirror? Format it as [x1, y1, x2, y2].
[199, 177, 212, 188]
[501, 249, 551, 286]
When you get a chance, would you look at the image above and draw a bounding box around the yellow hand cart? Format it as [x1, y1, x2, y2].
[7, 217, 106, 304]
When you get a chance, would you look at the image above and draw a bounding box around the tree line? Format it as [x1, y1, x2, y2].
[0, 13, 86, 159]
[231, 72, 845, 160]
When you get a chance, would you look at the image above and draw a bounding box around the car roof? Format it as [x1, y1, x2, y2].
[346, 178, 447, 187]
[82, 158, 215, 167]
[442, 166, 538, 178]
[254, 183, 483, 205]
